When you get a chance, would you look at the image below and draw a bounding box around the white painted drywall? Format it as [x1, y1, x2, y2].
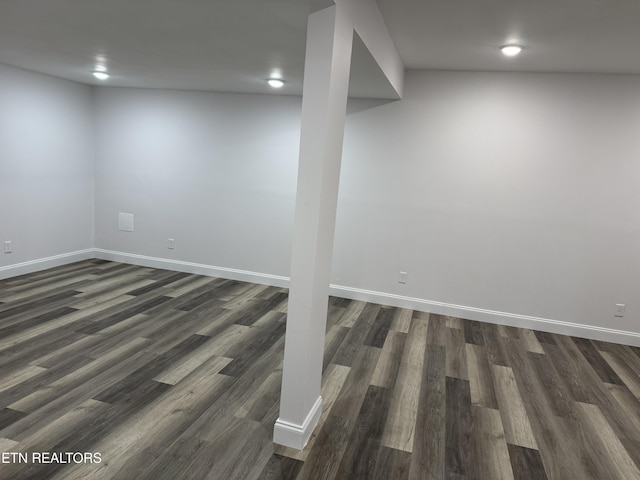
[335, 70, 640, 334]
[93, 87, 301, 278]
[0, 64, 94, 270]
[9, 63, 637, 340]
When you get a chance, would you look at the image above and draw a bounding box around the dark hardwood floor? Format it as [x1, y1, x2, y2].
[0, 260, 639, 479]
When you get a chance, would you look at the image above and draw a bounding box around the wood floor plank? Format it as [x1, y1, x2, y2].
[617, 345, 640, 376]
[126, 272, 191, 296]
[154, 352, 231, 386]
[364, 307, 394, 348]
[330, 346, 380, 422]
[492, 365, 538, 450]
[507, 444, 548, 480]
[0, 436, 18, 451]
[519, 329, 545, 354]
[381, 316, 429, 452]
[325, 304, 347, 331]
[446, 327, 469, 380]
[370, 330, 406, 389]
[371, 446, 411, 480]
[336, 301, 367, 329]
[163, 275, 217, 299]
[258, 454, 304, 480]
[0, 408, 27, 430]
[601, 350, 640, 401]
[574, 401, 640, 479]
[482, 322, 509, 366]
[213, 422, 274, 480]
[554, 334, 621, 407]
[194, 309, 241, 337]
[502, 336, 592, 480]
[231, 294, 288, 328]
[463, 319, 485, 346]
[500, 325, 521, 339]
[620, 438, 640, 475]
[474, 406, 515, 480]
[604, 383, 640, 442]
[571, 337, 624, 385]
[219, 322, 286, 377]
[391, 308, 413, 333]
[445, 377, 476, 478]
[424, 313, 445, 346]
[220, 283, 271, 310]
[332, 303, 381, 367]
[533, 330, 557, 345]
[409, 345, 446, 480]
[445, 316, 464, 330]
[334, 385, 393, 480]
[0, 365, 47, 393]
[251, 310, 287, 329]
[543, 342, 600, 405]
[234, 369, 282, 422]
[526, 352, 574, 418]
[466, 343, 498, 409]
[322, 325, 350, 373]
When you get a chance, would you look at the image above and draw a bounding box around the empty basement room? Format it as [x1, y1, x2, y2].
[2, 1, 640, 479]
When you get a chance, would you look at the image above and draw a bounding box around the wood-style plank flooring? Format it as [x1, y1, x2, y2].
[0, 260, 639, 479]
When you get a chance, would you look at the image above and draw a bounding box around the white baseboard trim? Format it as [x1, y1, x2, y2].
[6, 248, 638, 347]
[0, 249, 95, 281]
[92, 249, 290, 288]
[273, 396, 323, 450]
[329, 284, 640, 348]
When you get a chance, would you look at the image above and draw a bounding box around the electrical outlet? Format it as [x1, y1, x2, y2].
[398, 271, 408, 284]
[168, 238, 175, 250]
[615, 304, 626, 318]
[3, 241, 11, 254]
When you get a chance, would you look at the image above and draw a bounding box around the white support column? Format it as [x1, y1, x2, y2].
[273, 4, 353, 450]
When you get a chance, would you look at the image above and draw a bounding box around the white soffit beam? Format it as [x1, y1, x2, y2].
[335, 0, 404, 98]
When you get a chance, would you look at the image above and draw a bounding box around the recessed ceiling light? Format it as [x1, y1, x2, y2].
[268, 78, 284, 88]
[501, 45, 523, 57]
[93, 71, 109, 80]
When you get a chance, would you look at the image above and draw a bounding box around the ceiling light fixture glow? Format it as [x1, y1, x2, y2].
[93, 71, 109, 80]
[268, 78, 284, 88]
[501, 45, 523, 57]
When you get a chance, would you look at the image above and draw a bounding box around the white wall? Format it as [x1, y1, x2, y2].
[10, 64, 638, 342]
[335, 70, 640, 337]
[0, 64, 94, 275]
[93, 88, 301, 280]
